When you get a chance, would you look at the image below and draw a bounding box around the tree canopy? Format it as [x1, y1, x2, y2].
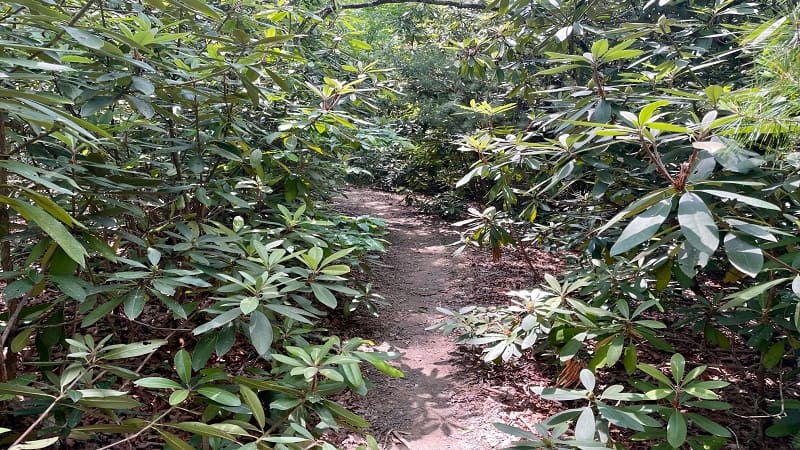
[1, 0, 799, 448]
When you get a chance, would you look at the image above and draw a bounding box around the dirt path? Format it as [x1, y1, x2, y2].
[332, 188, 513, 450]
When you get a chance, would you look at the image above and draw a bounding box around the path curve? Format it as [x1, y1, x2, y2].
[333, 188, 512, 450]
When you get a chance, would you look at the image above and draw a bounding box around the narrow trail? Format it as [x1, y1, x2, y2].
[333, 188, 512, 450]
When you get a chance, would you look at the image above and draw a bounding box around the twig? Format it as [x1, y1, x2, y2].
[764, 251, 800, 276]
[95, 407, 176, 450]
[0, 296, 26, 350]
[26, 0, 98, 61]
[730, 372, 787, 420]
[10, 374, 78, 447]
[0, 296, 27, 382]
[9, 127, 60, 156]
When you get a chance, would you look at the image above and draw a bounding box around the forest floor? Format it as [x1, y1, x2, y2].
[327, 188, 564, 450]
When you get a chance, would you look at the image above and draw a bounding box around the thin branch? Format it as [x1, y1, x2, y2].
[11, 374, 79, 447]
[0, 296, 27, 350]
[9, 127, 60, 156]
[764, 251, 800, 276]
[26, 0, 98, 61]
[95, 407, 176, 450]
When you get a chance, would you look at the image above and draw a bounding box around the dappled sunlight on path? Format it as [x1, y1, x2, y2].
[333, 188, 512, 450]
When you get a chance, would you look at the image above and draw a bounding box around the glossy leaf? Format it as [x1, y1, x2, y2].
[667, 409, 687, 448]
[610, 197, 673, 255]
[723, 233, 763, 277]
[197, 387, 241, 407]
[678, 192, 719, 257]
[248, 310, 273, 358]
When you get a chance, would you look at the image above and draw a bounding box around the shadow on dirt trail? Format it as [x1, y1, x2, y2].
[332, 188, 514, 450]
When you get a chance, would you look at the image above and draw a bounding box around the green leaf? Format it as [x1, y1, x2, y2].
[125, 95, 154, 118]
[191, 333, 216, 372]
[610, 197, 673, 255]
[638, 100, 671, 124]
[694, 189, 780, 211]
[75, 422, 143, 433]
[531, 386, 588, 401]
[721, 278, 791, 310]
[156, 429, 194, 450]
[670, 354, 685, 382]
[80, 95, 114, 117]
[349, 38, 373, 50]
[579, 369, 595, 391]
[131, 76, 155, 95]
[0, 58, 73, 72]
[762, 340, 785, 369]
[64, 27, 104, 49]
[793, 275, 800, 297]
[168, 422, 233, 440]
[647, 122, 689, 133]
[667, 409, 687, 448]
[574, 406, 595, 441]
[240, 297, 258, 315]
[175, 0, 221, 19]
[263, 437, 309, 444]
[321, 247, 354, 267]
[493, 422, 538, 440]
[10, 327, 34, 353]
[264, 68, 290, 91]
[678, 192, 719, 257]
[536, 64, 585, 75]
[123, 289, 146, 320]
[741, 15, 788, 45]
[321, 264, 350, 276]
[81, 297, 124, 327]
[354, 352, 404, 378]
[169, 389, 189, 406]
[310, 283, 337, 308]
[51, 275, 86, 302]
[197, 387, 241, 407]
[637, 363, 673, 386]
[322, 399, 370, 428]
[4, 198, 87, 267]
[683, 386, 720, 400]
[248, 310, 273, 358]
[304, 246, 324, 270]
[134, 377, 183, 389]
[687, 413, 731, 437]
[723, 233, 763, 278]
[193, 307, 242, 335]
[596, 402, 649, 431]
[4, 279, 32, 300]
[320, 368, 344, 382]
[101, 339, 166, 360]
[727, 219, 777, 242]
[598, 187, 676, 235]
[590, 39, 609, 58]
[147, 247, 161, 266]
[240, 385, 266, 429]
[623, 345, 637, 375]
[590, 99, 612, 123]
[174, 349, 192, 385]
[271, 397, 302, 410]
[0, 382, 51, 398]
[9, 437, 61, 450]
[77, 396, 141, 409]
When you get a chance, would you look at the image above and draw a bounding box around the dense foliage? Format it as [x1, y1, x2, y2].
[2, 0, 800, 449]
[425, 1, 800, 449]
[0, 1, 400, 449]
